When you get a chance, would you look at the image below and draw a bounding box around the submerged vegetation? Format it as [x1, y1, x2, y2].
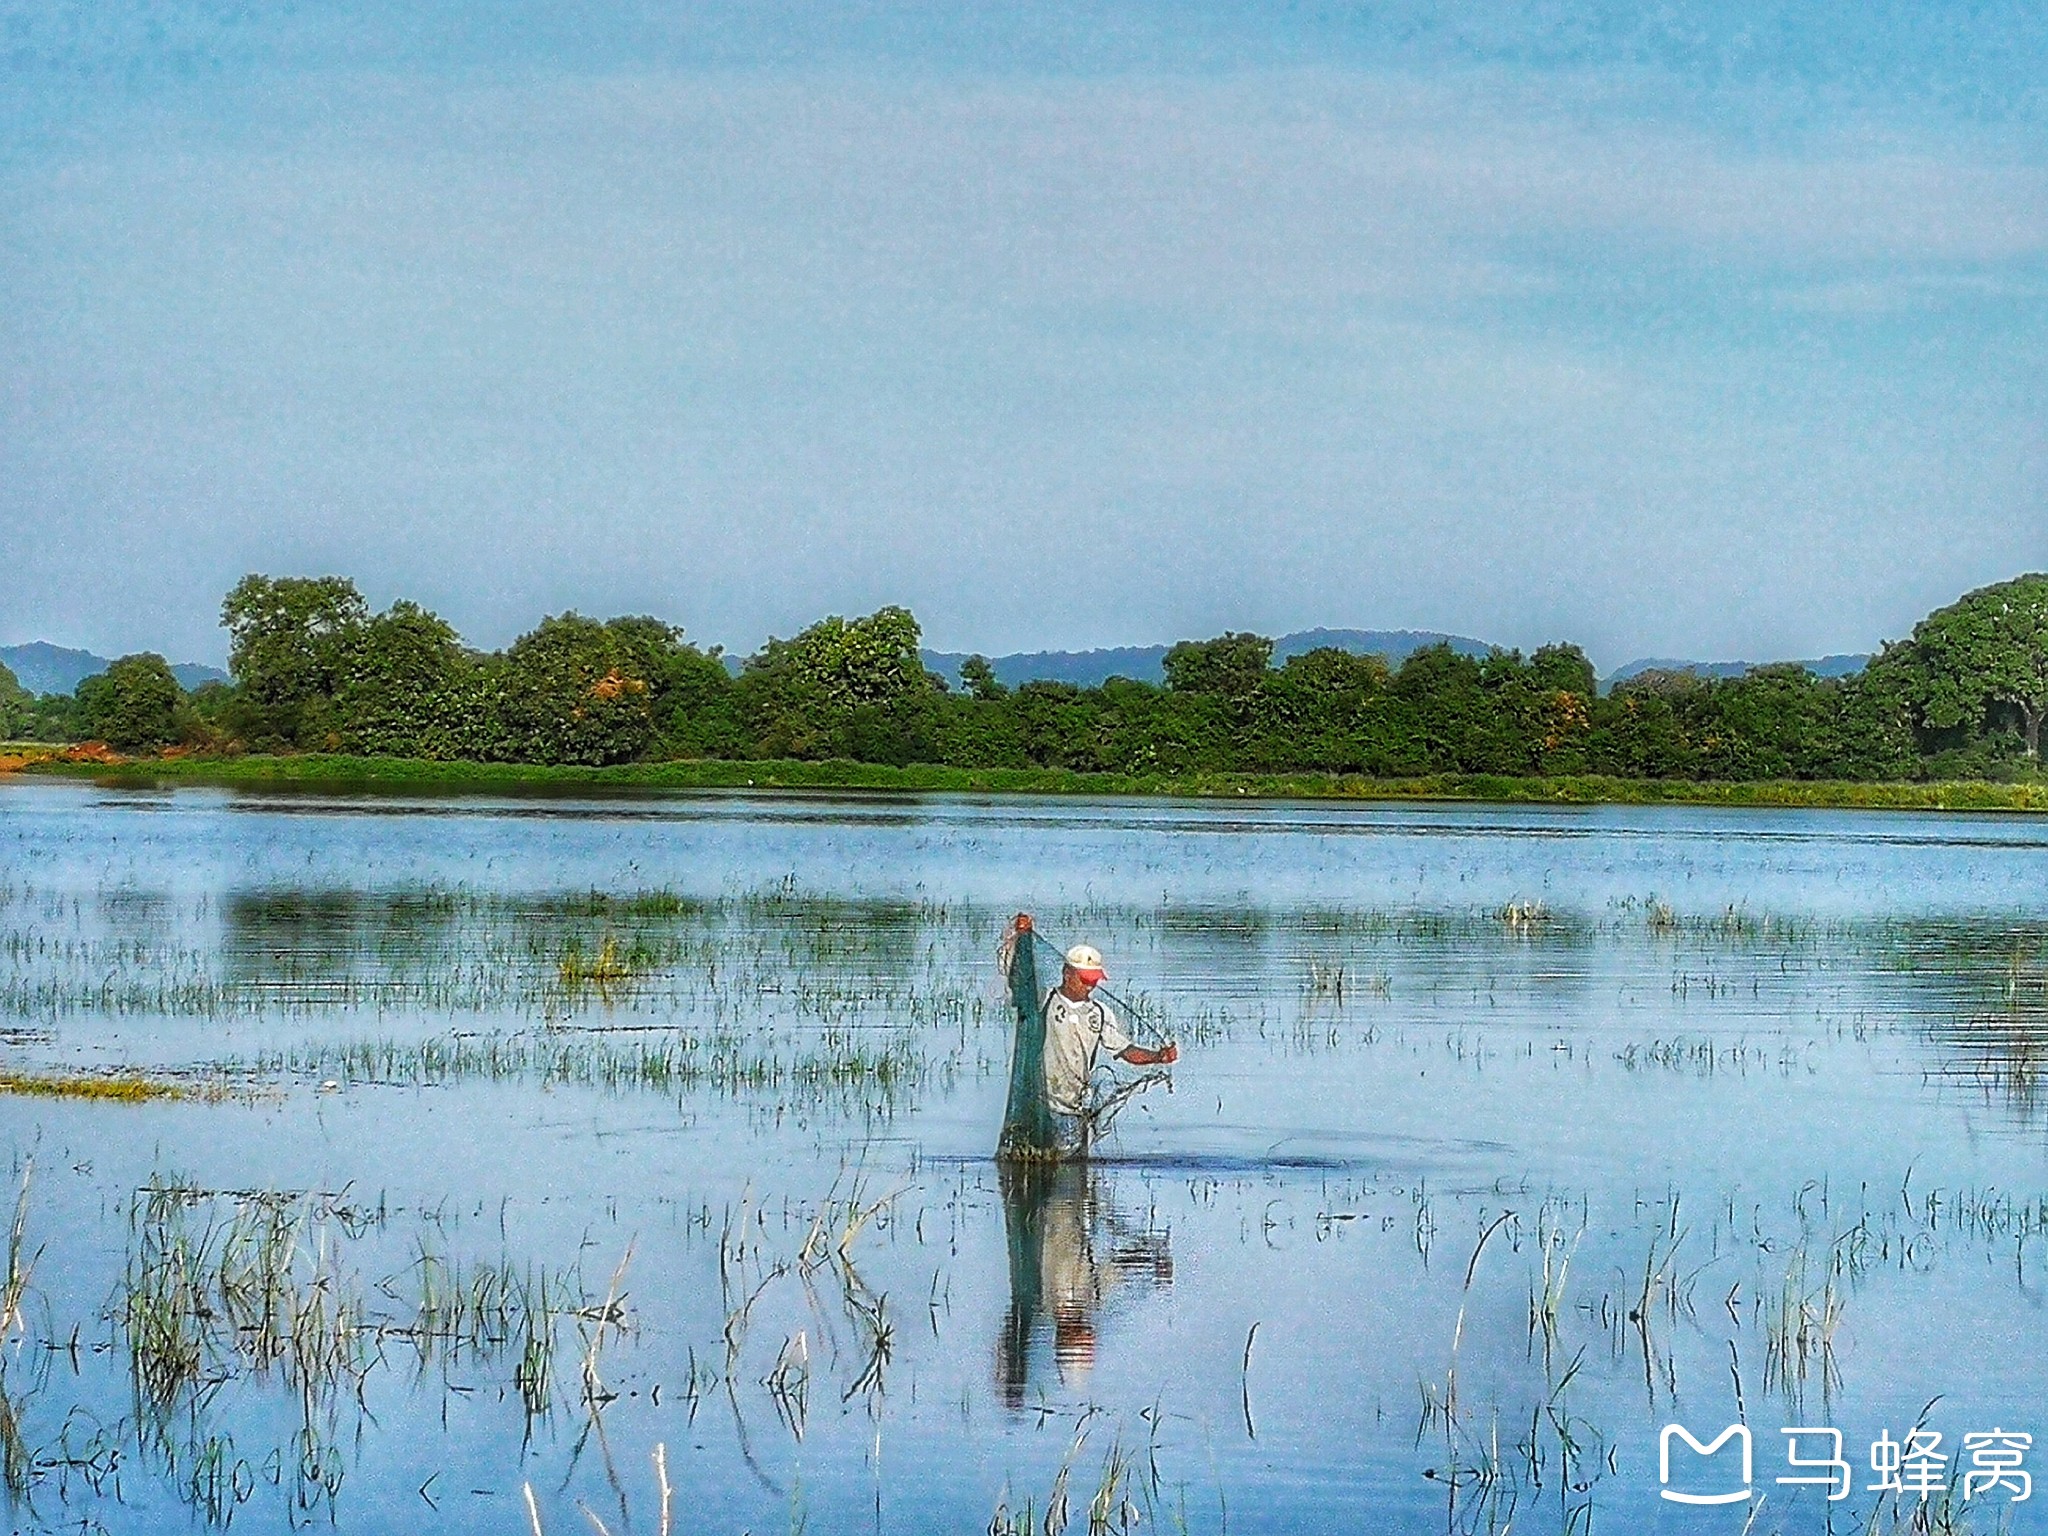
[0, 878, 992, 1116]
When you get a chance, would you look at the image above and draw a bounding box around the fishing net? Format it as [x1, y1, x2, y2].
[996, 928, 1062, 1161]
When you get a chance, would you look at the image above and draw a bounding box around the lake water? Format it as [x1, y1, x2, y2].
[2, 778, 2046, 1534]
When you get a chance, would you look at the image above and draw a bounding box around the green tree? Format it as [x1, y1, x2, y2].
[762, 607, 931, 710]
[739, 607, 935, 758]
[842, 695, 946, 767]
[1387, 644, 1493, 772]
[1835, 644, 1925, 781]
[959, 655, 1007, 701]
[1690, 665, 1833, 780]
[1243, 648, 1390, 770]
[1003, 681, 1111, 771]
[596, 617, 687, 699]
[931, 690, 1031, 768]
[1163, 633, 1274, 697]
[21, 695, 81, 743]
[1587, 686, 1698, 778]
[334, 600, 477, 758]
[184, 680, 238, 743]
[1528, 644, 1597, 699]
[495, 614, 663, 765]
[0, 661, 27, 739]
[75, 653, 188, 750]
[220, 575, 370, 746]
[1904, 574, 2048, 760]
[1099, 679, 1232, 773]
[652, 646, 745, 759]
[588, 616, 747, 756]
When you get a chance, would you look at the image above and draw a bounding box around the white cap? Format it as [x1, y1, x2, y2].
[1064, 944, 1106, 978]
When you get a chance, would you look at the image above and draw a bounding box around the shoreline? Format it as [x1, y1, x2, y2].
[10, 750, 2048, 813]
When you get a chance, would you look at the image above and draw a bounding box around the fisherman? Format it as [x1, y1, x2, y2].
[1043, 939, 1177, 1128]
[1001, 913, 1177, 1159]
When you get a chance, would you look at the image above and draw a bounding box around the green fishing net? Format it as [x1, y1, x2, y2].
[997, 932, 1062, 1161]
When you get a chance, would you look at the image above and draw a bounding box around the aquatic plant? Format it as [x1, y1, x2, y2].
[109, 1176, 624, 1525]
[558, 934, 636, 988]
[229, 1023, 931, 1112]
[989, 1416, 1143, 1536]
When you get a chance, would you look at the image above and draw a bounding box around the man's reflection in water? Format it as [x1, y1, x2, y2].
[996, 1162, 1173, 1406]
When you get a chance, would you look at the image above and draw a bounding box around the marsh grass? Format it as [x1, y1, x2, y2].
[1410, 1207, 1601, 1536]
[1927, 1001, 2048, 1112]
[1496, 900, 1556, 932]
[706, 1171, 903, 1461]
[1527, 1201, 1583, 1370]
[0, 1068, 216, 1104]
[0, 1167, 50, 1512]
[522, 1440, 674, 1536]
[558, 934, 638, 988]
[234, 1024, 929, 1109]
[1761, 1237, 1846, 1407]
[0, 881, 1000, 1041]
[10, 874, 2045, 1091]
[1613, 1036, 1775, 1075]
[113, 1176, 620, 1525]
[1397, 1165, 2048, 1535]
[988, 1415, 1145, 1536]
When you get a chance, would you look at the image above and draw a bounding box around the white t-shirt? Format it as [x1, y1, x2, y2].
[1042, 989, 1133, 1116]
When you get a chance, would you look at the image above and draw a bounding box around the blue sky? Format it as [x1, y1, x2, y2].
[1, 2, 2043, 668]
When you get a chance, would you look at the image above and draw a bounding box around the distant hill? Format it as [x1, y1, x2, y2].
[1602, 654, 1869, 691]
[924, 629, 1497, 689]
[0, 642, 228, 697]
[921, 644, 1170, 689]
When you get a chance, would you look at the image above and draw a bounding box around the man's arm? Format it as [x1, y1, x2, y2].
[1117, 1042, 1178, 1067]
[1097, 997, 1177, 1068]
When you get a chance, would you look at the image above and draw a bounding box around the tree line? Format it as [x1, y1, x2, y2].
[5, 572, 2046, 782]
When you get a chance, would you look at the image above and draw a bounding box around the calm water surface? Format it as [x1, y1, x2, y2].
[2, 779, 2047, 1534]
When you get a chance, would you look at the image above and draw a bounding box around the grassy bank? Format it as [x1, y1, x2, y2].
[13, 749, 2048, 812]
